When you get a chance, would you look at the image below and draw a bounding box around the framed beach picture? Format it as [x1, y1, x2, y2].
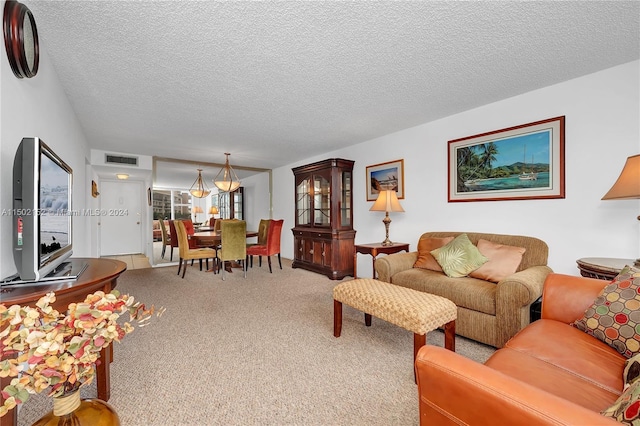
[448, 116, 565, 202]
[366, 159, 404, 201]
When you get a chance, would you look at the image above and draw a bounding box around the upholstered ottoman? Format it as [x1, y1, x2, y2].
[333, 278, 457, 378]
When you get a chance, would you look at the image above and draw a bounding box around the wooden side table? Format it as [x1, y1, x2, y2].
[354, 242, 410, 279]
[576, 257, 637, 281]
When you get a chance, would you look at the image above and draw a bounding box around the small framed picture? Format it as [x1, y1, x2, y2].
[448, 116, 565, 202]
[366, 159, 404, 201]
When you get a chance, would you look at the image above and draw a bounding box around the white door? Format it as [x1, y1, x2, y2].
[99, 180, 143, 255]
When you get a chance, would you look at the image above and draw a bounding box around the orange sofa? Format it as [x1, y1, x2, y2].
[415, 273, 622, 425]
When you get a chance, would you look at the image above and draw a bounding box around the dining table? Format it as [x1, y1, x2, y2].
[191, 229, 258, 246]
[191, 230, 259, 273]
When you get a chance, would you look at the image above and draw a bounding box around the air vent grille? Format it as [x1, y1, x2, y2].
[105, 154, 138, 166]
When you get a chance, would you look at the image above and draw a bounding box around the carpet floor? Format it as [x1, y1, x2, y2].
[15, 258, 495, 425]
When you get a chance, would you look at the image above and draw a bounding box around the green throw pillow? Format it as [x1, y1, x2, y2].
[601, 378, 640, 424]
[572, 265, 640, 358]
[430, 234, 488, 278]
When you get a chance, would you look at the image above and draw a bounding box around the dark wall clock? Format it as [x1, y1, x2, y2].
[3, 0, 39, 78]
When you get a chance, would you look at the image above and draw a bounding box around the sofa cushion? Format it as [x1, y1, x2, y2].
[601, 379, 640, 424]
[413, 236, 454, 272]
[390, 268, 497, 315]
[431, 233, 488, 278]
[469, 239, 526, 283]
[572, 265, 640, 358]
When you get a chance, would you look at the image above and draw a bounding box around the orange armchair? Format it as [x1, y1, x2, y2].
[246, 219, 283, 273]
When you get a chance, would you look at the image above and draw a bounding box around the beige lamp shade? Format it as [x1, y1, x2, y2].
[602, 154, 640, 200]
[370, 190, 405, 213]
[209, 206, 219, 215]
[192, 206, 204, 214]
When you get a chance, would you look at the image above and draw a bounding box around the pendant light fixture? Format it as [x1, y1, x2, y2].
[189, 168, 211, 198]
[214, 153, 241, 192]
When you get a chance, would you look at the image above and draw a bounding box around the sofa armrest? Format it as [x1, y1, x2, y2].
[492, 265, 552, 347]
[374, 251, 418, 282]
[542, 273, 609, 324]
[497, 265, 553, 306]
[415, 346, 618, 425]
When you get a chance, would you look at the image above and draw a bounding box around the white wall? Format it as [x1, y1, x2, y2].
[1, 25, 91, 279]
[272, 61, 640, 276]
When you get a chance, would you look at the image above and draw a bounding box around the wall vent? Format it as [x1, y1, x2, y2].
[105, 154, 138, 166]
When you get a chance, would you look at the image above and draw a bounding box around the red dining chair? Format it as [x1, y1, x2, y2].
[246, 219, 284, 273]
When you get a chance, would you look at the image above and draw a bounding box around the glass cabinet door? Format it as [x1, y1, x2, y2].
[296, 177, 311, 226]
[313, 175, 330, 226]
[340, 171, 351, 228]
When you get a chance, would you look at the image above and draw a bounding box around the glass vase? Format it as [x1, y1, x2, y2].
[32, 390, 120, 426]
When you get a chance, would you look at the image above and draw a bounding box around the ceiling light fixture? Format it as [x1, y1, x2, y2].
[189, 168, 211, 198]
[214, 153, 241, 192]
[116, 173, 129, 180]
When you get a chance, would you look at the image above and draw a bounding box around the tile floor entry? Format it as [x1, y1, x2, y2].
[101, 254, 151, 270]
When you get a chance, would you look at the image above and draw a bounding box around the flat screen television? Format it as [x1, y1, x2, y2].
[11, 137, 81, 282]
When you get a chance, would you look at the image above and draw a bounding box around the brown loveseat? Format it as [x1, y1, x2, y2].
[414, 273, 622, 425]
[374, 232, 551, 348]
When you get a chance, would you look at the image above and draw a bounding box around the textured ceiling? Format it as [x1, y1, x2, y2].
[24, 1, 640, 176]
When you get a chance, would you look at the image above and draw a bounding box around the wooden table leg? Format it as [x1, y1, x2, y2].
[364, 313, 372, 326]
[96, 345, 112, 401]
[353, 252, 358, 278]
[444, 320, 456, 352]
[413, 333, 427, 384]
[333, 300, 342, 337]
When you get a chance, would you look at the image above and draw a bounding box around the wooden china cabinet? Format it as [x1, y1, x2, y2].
[292, 158, 356, 280]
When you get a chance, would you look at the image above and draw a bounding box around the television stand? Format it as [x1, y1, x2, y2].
[0, 260, 88, 287]
[0, 258, 127, 426]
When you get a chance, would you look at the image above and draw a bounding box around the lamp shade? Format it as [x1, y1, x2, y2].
[370, 190, 405, 213]
[192, 206, 204, 214]
[209, 206, 219, 215]
[602, 154, 640, 200]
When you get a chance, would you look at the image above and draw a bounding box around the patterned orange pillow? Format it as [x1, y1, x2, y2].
[469, 239, 526, 283]
[413, 236, 454, 272]
[572, 265, 640, 358]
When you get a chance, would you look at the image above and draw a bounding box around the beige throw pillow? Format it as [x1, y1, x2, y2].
[431, 234, 488, 278]
[469, 239, 526, 283]
[413, 236, 454, 272]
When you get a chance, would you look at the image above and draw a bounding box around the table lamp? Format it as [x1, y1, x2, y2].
[192, 206, 204, 223]
[370, 189, 405, 246]
[602, 154, 640, 266]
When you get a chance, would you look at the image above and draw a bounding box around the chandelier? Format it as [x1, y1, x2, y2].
[189, 169, 211, 198]
[214, 153, 241, 192]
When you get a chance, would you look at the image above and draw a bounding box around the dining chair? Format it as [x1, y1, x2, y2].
[247, 219, 270, 268]
[159, 219, 171, 259]
[175, 220, 217, 279]
[246, 219, 284, 273]
[219, 219, 247, 280]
